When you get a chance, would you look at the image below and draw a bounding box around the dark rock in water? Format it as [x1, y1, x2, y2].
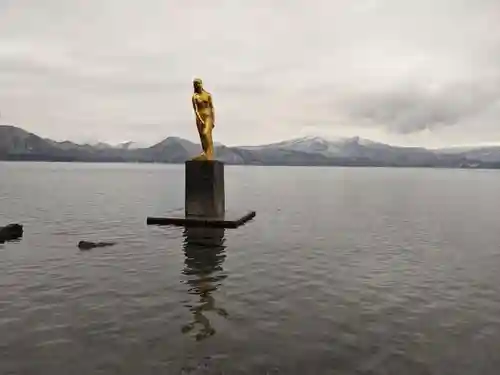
[0, 223, 23, 243]
[78, 240, 116, 250]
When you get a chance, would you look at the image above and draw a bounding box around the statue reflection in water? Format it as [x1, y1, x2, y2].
[181, 226, 229, 341]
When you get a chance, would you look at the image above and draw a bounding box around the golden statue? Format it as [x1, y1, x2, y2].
[191, 78, 215, 160]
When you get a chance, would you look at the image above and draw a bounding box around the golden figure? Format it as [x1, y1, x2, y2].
[191, 78, 216, 160]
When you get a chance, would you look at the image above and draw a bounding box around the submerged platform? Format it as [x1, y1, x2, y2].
[147, 210, 256, 229]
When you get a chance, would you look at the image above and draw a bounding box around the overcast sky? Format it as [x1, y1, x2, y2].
[1, 0, 499, 147]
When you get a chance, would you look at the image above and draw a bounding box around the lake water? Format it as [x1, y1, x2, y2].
[1, 162, 500, 374]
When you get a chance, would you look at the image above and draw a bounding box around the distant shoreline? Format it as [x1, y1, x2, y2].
[0, 158, 497, 170]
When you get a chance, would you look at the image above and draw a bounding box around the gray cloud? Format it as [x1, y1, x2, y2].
[0, 0, 500, 146]
[342, 78, 500, 134]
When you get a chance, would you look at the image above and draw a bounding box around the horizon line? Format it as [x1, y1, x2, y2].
[2, 123, 500, 151]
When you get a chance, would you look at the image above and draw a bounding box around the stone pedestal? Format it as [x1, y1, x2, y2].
[146, 159, 255, 229]
[185, 160, 225, 218]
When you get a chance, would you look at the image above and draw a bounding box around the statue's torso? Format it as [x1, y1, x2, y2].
[193, 91, 212, 115]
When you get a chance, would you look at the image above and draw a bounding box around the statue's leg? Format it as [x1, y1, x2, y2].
[201, 133, 210, 157]
[203, 118, 214, 160]
[204, 131, 213, 160]
[192, 120, 207, 160]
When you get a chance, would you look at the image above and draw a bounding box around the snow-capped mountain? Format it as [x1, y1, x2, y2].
[240, 136, 401, 158]
[115, 141, 147, 150]
[89, 141, 148, 150]
[437, 145, 500, 163]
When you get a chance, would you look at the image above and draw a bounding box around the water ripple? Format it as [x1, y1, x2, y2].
[2, 164, 500, 373]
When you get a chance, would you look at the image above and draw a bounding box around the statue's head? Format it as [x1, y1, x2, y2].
[193, 78, 203, 93]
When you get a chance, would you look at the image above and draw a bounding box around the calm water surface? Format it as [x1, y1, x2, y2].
[1, 162, 500, 374]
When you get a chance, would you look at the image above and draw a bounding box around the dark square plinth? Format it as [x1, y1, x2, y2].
[185, 160, 225, 218]
[147, 210, 256, 229]
[146, 159, 255, 229]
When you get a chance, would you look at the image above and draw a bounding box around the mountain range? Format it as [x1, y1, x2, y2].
[2, 124, 500, 168]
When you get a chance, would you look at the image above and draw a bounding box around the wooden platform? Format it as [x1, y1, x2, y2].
[147, 210, 256, 229]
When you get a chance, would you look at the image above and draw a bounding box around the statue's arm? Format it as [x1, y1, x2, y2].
[208, 94, 215, 125]
[192, 96, 204, 124]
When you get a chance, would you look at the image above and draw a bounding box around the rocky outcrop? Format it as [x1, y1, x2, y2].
[0, 223, 23, 243]
[77, 241, 116, 250]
